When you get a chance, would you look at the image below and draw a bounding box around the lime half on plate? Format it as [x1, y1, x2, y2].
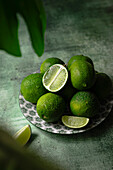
[62, 115, 89, 128]
[13, 124, 31, 146]
[42, 64, 68, 92]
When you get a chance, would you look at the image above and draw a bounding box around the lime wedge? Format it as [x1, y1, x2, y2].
[62, 115, 89, 128]
[42, 64, 68, 92]
[13, 125, 31, 146]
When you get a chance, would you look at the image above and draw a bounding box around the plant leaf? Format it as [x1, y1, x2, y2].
[0, 0, 21, 56]
[34, 0, 46, 34]
[0, 0, 46, 57]
[16, 0, 46, 57]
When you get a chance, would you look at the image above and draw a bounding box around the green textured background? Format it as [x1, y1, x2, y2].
[0, 0, 113, 169]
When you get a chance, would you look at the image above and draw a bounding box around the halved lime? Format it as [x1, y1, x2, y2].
[13, 125, 31, 146]
[62, 115, 89, 128]
[42, 64, 68, 92]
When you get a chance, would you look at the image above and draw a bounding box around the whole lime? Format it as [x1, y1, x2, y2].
[36, 93, 66, 122]
[70, 91, 100, 118]
[21, 73, 47, 103]
[70, 60, 96, 90]
[40, 57, 65, 74]
[91, 72, 112, 99]
[67, 55, 94, 70]
[58, 75, 77, 101]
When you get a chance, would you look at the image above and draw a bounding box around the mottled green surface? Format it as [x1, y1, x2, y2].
[0, 0, 113, 169]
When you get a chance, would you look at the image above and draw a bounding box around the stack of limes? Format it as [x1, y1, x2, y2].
[20, 56, 112, 128]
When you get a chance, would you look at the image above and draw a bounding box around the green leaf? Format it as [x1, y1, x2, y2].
[0, 0, 21, 56]
[16, 0, 46, 57]
[0, 0, 46, 57]
[34, 0, 46, 35]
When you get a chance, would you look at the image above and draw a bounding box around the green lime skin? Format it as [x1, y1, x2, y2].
[70, 60, 96, 90]
[91, 72, 112, 99]
[70, 91, 100, 118]
[21, 73, 47, 104]
[36, 93, 66, 122]
[40, 57, 65, 74]
[58, 75, 77, 102]
[67, 55, 94, 70]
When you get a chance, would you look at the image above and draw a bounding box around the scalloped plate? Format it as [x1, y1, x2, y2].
[19, 90, 113, 134]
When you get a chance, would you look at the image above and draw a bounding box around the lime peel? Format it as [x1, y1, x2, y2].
[13, 124, 31, 146]
[62, 115, 89, 128]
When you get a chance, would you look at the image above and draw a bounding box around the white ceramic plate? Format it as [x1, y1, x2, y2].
[19, 90, 113, 134]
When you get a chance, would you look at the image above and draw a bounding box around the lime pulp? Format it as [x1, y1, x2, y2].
[62, 115, 89, 128]
[13, 124, 31, 146]
[42, 64, 68, 92]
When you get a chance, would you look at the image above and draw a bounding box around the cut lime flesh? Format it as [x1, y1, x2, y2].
[13, 125, 31, 146]
[42, 64, 68, 92]
[62, 116, 89, 128]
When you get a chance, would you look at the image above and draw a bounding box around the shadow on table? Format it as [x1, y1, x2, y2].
[26, 133, 38, 147]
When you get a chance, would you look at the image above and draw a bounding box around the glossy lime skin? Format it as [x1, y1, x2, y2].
[40, 57, 65, 74]
[58, 75, 77, 102]
[21, 73, 47, 103]
[67, 55, 94, 70]
[36, 93, 65, 122]
[70, 91, 100, 118]
[70, 60, 96, 90]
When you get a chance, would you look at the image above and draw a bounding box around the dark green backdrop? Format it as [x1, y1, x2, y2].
[0, 0, 113, 169]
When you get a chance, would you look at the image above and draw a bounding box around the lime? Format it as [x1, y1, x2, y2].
[62, 115, 89, 128]
[13, 125, 31, 146]
[58, 75, 77, 101]
[67, 55, 94, 70]
[70, 91, 100, 118]
[21, 73, 47, 103]
[91, 72, 112, 99]
[70, 60, 96, 90]
[42, 64, 68, 92]
[40, 57, 65, 74]
[36, 93, 65, 122]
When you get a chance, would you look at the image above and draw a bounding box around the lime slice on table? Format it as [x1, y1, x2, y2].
[42, 64, 68, 92]
[13, 125, 31, 146]
[62, 116, 89, 128]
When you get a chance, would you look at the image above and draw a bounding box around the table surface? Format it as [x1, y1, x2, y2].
[0, 0, 113, 169]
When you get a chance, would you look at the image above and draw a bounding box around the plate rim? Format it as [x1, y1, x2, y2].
[19, 91, 113, 134]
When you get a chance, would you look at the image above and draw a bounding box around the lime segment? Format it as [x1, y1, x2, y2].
[42, 64, 68, 92]
[62, 115, 89, 128]
[13, 125, 31, 146]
